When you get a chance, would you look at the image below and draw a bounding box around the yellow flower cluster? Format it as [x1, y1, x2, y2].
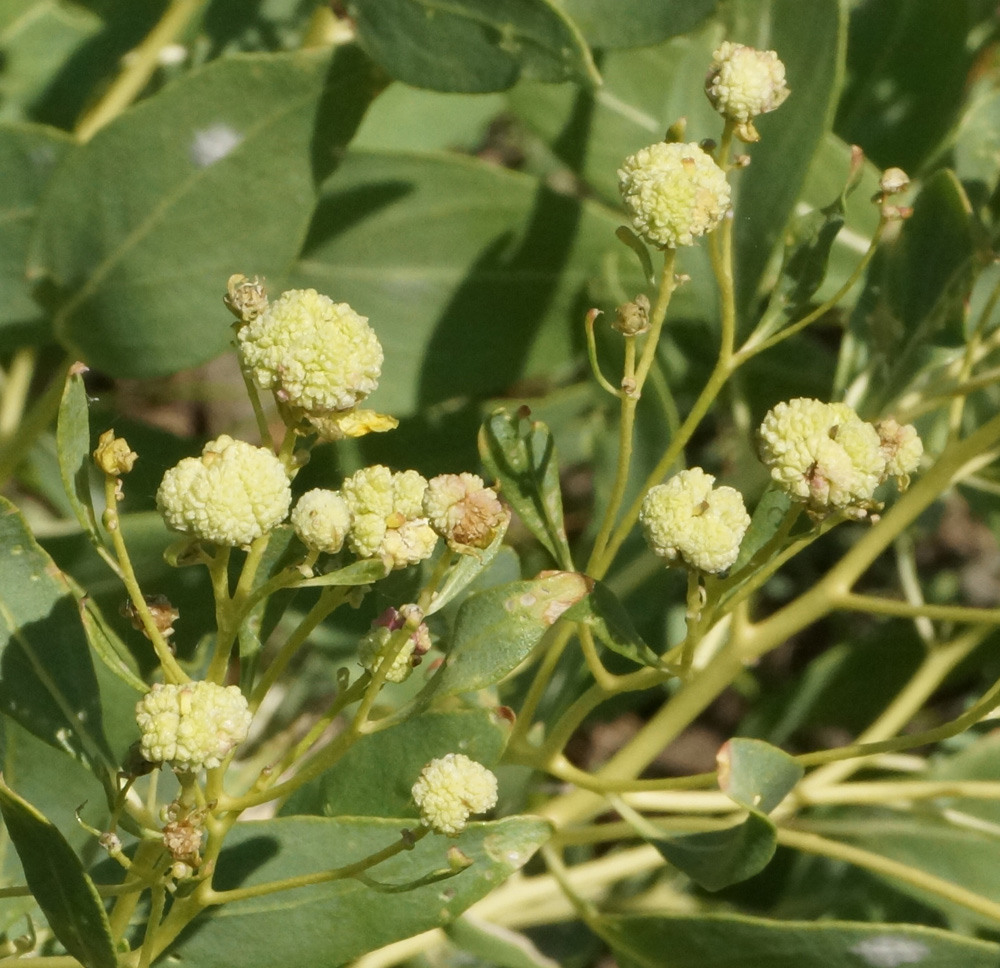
[706, 42, 790, 126]
[411, 753, 498, 836]
[618, 142, 731, 249]
[135, 682, 252, 772]
[156, 436, 290, 547]
[640, 468, 750, 574]
[758, 399, 922, 514]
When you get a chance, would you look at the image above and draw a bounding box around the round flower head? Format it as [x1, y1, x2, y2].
[156, 436, 291, 547]
[237, 289, 383, 414]
[291, 488, 351, 554]
[341, 465, 438, 569]
[618, 142, 731, 248]
[706, 42, 789, 126]
[135, 682, 252, 772]
[876, 418, 923, 487]
[758, 399, 886, 513]
[423, 473, 506, 550]
[412, 753, 499, 836]
[640, 468, 750, 574]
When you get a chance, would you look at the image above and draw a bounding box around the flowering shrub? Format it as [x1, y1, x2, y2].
[4, 5, 1000, 968]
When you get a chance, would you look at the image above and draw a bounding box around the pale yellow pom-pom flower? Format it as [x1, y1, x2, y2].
[618, 142, 731, 248]
[639, 467, 750, 574]
[412, 753, 498, 836]
[291, 489, 351, 554]
[706, 42, 789, 124]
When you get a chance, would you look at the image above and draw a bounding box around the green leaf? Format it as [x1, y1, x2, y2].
[595, 912, 1000, 968]
[446, 915, 559, 968]
[0, 497, 114, 774]
[649, 738, 801, 890]
[167, 815, 552, 967]
[728, 486, 793, 576]
[729, 0, 846, 324]
[347, 0, 599, 93]
[655, 812, 778, 893]
[432, 571, 591, 697]
[952, 89, 1000, 197]
[0, 122, 72, 347]
[77, 595, 146, 694]
[562, 581, 668, 670]
[557, 0, 716, 49]
[281, 706, 512, 818]
[288, 149, 647, 417]
[861, 169, 980, 411]
[295, 556, 392, 588]
[28, 47, 377, 378]
[0, 781, 116, 968]
[426, 519, 512, 617]
[718, 737, 803, 814]
[56, 364, 100, 541]
[479, 408, 572, 568]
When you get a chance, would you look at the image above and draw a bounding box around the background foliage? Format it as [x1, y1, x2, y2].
[5, 0, 1000, 966]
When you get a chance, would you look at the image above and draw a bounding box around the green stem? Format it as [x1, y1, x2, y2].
[0, 346, 36, 438]
[834, 592, 1000, 625]
[75, 0, 208, 140]
[777, 826, 1000, 924]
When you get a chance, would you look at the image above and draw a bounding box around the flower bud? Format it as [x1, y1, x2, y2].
[156, 435, 291, 547]
[618, 142, 731, 249]
[135, 681, 252, 772]
[94, 430, 138, 477]
[423, 473, 506, 550]
[411, 753, 499, 836]
[341, 465, 438, 568]
[878, 167, 910, 196]
[612, 294, 651, 336]
[758, 399, 888, 513]
[357, 603, 429, 683]
[706, 42, 789, 125]
[291, 488, 351, 554]
[875, 417, 923, 489]
[237, 289, 383, 415]
[224, 274, 268, 323]
[639, 468, 750, 574]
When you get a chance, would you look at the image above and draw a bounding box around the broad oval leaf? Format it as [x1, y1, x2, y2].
[347, 0, 599, 93]
[719, 737, 803, 814]
[433, 572, 591, 696]
[0, 781, 116, 968]
[281, 705, 512, 818]
[28, 47, 377, 378]
[167, 815, 552, 967]
[0, 122, 72, 348]
[596, 912, 1000, 968]
[479, 408, 571, 569]
[558, 0, 716, 49]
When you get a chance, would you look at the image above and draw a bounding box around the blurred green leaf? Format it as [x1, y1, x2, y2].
[728, 0, 846, 325]
[835, 0, 981, 172]
[563, 580, 667, 670]
[288, 149, 646, 416]
[281, 706, 511, 818]
[558, 0, 716, 49]
[0, 497, 115, 775]
[0, 1, 102, 124]
[446, 915, 559, 968]
[596, 912, 1000, 968]
[347, 0, 599, 93]
[295, 557, 392, 588]
[655, 812, 778, 892]
[432, 571, 590, 696]
[167, 815, 552, 966]
[28, 47, 377, 378]
[952, 90, 1000, 203]
[728, 486, 793, 576]
[860, 169, 980, 412]
[0, 122, 72, 347]
[479, 408, 571, 568]
[719, 737, 803, 814]
[0, 780, 116, 968]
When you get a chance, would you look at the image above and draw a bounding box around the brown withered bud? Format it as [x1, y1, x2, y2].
[93, 430, 138, 477]
[612, 294, 651, 336]
[121, 594, 180, 639]
[423, 473, 507, 550]
[162, 818, 204, 866]
[223, 273, 268, 324]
